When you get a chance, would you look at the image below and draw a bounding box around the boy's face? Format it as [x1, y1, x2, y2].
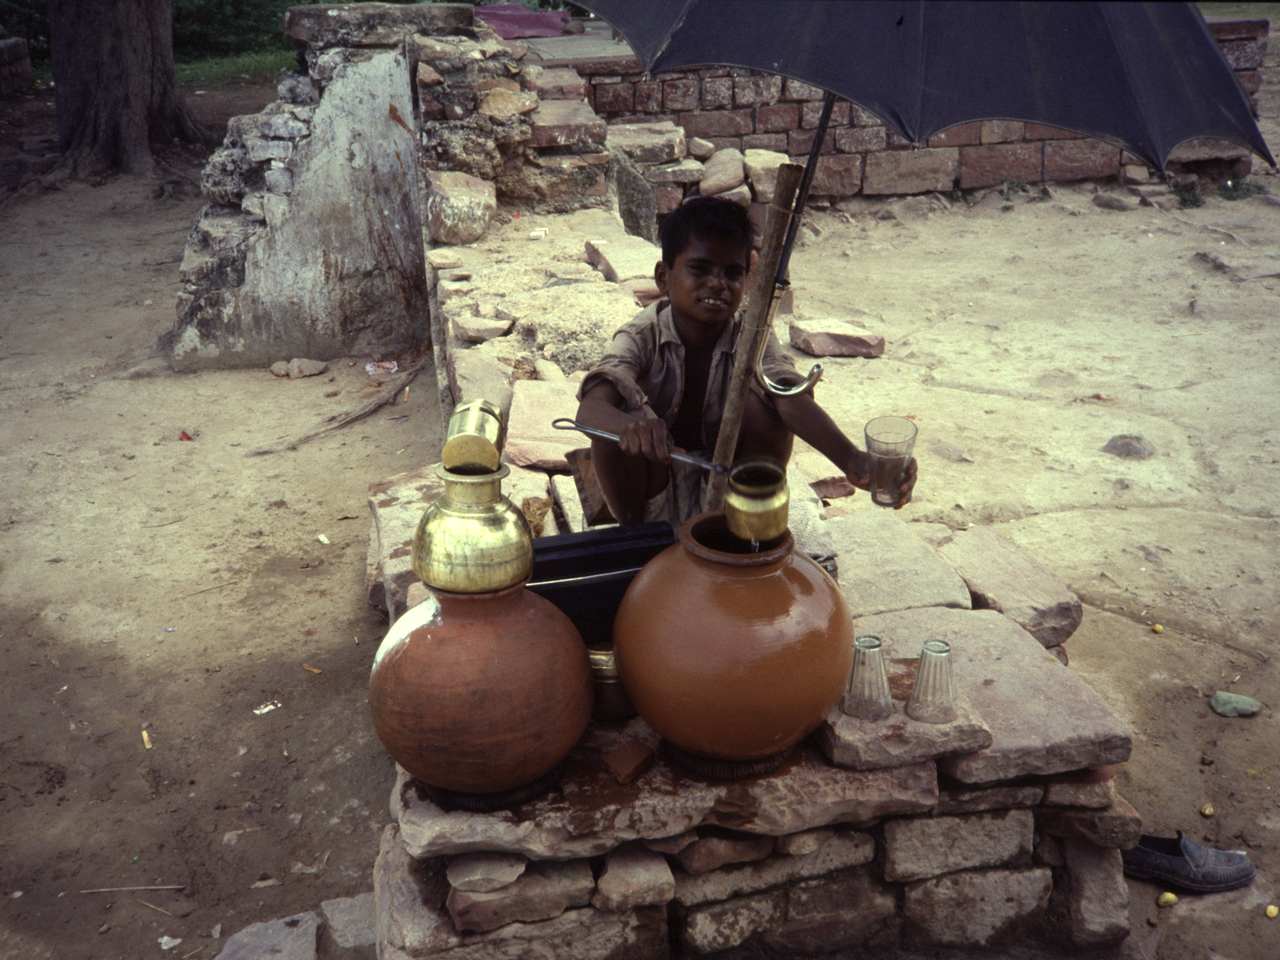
[655, 232, 750, 336]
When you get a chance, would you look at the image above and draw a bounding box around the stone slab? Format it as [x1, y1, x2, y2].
[789, 319, 885, 358]
[936, 525, 1083, 647]
[375, 824, 669, 960]
[283, 3, 473, 49]
[605, 122, 688, 165]
[1035, 796, 1142, 850]
[681, 890, 786, 954]
[935, 782, 1044, 815]
[529, 99, 607, 152]
[643, 157, 705, 184]
[768, 868, 899, 953]
[584, 235, 662, 284]
[848, 607, 1132, 783]
[883, 809, 1034, 882]
[367, 465, 446, 619]
[592, 843, 675, 911]
[675, 833, 774, 875]
[320, 893, 376, 949]
[446, 859, 593, 933]
[700, 147, 745, 196]
[213, 911, 319, 960]
[673, 830, 875, 907]
[394, 723, 938, 859]
[817, 675, 991, 772]
[1060, 838, 1130, 945]
[824, 510, 973, 617]
[504, 379, 583, 470]
[903, 867, 1052, 947]
[1042, 766, 1117, 809]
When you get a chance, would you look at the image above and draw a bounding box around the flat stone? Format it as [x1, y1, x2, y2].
[286, 358, 328, 378]
[446, 859, 594, 933]
[549, 473, 586, 534]
[366, 465, 446, 619]
[1042, 767, 1118, 809]
[591, 844, 675, 912]
[935, 783, 1045, 815]
[605, 121, 688, 165]
[824, 510, 972, 617]
[717, 182, 753, 207]
[1210, 691, 1262, 717]
[850, 607, 1131, 783]
[687, 137, 715, 160]
[675, 834, 774, 875]
[504, 379, 583, 470]
[884, 809, 1034, 882]
[212, 911, 318, 960]
[1036, 796, 1143, 849]
[673, 831, 874, 907]
[863, 147, 959, 196]
[817, 676, 991, 772]
[477, 87, 539, 120]
[446, 852, 528, 893]
[1060, 838, 1130, 945]
[775, 827, 835, 856]
[394, 731, 938, 859]
[789, 319, 885, 358]
[584, 235, 662, 283]
[681, 890, 786, 954]
[283, 3, 472, 48]
[643, 157, 705, 184]
[742, 149, 789, 203]
[533, 66, 588, 101]
[937, 526, 1083, 647]
[445, 349, 514, 425]
[903, 867, 1052, 947]
[319, 893, 375, 949]
[424, 170, 497, 245]
[529, 99, 607, 152]
[452, 312, 513, 343]
[766, 868, 898, 953]
[375, 824, 669, 960]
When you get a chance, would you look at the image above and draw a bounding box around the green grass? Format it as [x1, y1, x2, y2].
[175, 49, 298, 87]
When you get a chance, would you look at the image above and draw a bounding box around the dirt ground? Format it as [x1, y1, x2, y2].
[1, 58, 1279, 960]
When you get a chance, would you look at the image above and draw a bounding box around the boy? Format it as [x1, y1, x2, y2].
[576, 197, 915, 528]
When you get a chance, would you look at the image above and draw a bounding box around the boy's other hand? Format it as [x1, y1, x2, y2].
[893, 456, 918, 509]
[845, 452, 917, 509]
[618, 416, 678, 464]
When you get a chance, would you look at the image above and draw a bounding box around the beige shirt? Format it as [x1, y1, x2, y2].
[578, 300, 803, 450]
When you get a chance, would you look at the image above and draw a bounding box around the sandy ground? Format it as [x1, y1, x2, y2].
[1, 58, 1279, 960]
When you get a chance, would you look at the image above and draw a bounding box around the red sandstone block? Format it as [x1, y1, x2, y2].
[836, 126, 887, 154]
[928, 121, 981, 148]
[663, 79, 699, 111]
[701, 77, 733, 109]
[789, 128, 836, 156]
[802, 100, 850, 129]
[863, 148, 958, 195]
[757, 102, 800, 133]
[1237, 70, 1261, 95]
[743, 133, 788, 151]
[887, 128, 914, 150]
[655, 184, 684, 214]
[849, 103, 881, 127]
[810, 155, 864, 196]
[707, 137, 742, 152]
[1043, 139, 1120, 182]
[784, 78, 824, 101]
[1204, 17, 1269, 40]
[697, 67, 730, 79]
[1025, 123, 1082, 140]
[680, 109, 754, 138]
[959, 142, 1043, 189]
[633, 81, 660, 113]
[734, 75, 782, 106]
[571, 56, 642, 76]
[1220, 37, 1266, 69]
[593, 80, 633, 114]
[981, 120, 1025, 144]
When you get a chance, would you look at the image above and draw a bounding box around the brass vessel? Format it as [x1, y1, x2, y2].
[724, 457, 789, 542]
[411, 463, 533, 593]
[441, 399, 505, 473]
[588, 646, 636, 721]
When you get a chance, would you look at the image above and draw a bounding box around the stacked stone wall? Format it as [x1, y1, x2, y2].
[0, 35, 33, 96]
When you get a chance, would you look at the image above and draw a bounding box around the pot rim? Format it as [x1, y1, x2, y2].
[678, 511, 792, 566]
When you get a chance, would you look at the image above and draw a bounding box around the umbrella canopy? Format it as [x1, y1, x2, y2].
[578, 0, 1274, 172]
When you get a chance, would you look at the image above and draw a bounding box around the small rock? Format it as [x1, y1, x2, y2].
[270, 361, 290, 378]
[1102, 434, 1156, 460]
[213, 912, 318, 960]
[1092, 193, 1136, 211]
[602, 739, 655, 784]
[1209, 691, 1261, 717]
[447, 852, 529, 893]
[287, 358, 329, 378]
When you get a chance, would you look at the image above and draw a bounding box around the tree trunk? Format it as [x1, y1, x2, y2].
[48, 0, 211, 178]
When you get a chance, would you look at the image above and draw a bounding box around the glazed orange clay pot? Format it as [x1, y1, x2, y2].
[369, 582, 593, 795]
[613, 511, 854, 762]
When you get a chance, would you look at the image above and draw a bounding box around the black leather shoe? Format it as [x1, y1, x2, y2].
[1121, 831, 1256, 893]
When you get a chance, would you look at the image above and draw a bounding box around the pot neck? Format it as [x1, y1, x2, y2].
[678, 511, 793, 567]
[436, 462, 510, 507]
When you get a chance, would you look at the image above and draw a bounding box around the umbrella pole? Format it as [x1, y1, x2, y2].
[706, 162, 804, 508]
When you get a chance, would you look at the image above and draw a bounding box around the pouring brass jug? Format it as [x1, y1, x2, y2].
[724, 457, 789, 543]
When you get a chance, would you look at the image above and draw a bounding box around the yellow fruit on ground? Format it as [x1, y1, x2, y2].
[1158, 892, 1179, 908]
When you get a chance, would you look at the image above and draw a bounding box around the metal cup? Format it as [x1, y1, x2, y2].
[842, 635, 894, 720]
[442, 399, 505, 473]
[906, 639, 958, 724]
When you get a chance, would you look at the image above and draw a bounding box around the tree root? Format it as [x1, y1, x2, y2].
[247, 358, 430, 456]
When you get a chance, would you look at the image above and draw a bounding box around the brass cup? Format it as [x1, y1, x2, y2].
[725, 457, 789, 543]
[441, 399, 505, 473]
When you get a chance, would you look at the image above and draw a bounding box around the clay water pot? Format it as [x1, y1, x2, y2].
[369, 582, 593, 795]
[612, 511, 854, 761]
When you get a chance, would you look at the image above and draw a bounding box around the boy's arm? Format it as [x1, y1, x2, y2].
[773, 393, 917, 508]
[577, 381, 679, 464]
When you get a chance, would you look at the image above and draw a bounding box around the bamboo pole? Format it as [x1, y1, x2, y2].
[706, 162, 804, 508]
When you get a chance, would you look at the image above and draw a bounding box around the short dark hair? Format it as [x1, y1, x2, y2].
[659, 196, 754, 267]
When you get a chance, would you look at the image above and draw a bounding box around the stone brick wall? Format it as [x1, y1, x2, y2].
[555, 17, 1268, 197]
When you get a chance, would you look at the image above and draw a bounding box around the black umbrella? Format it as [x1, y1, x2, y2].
[578, 0, 1274, 173]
